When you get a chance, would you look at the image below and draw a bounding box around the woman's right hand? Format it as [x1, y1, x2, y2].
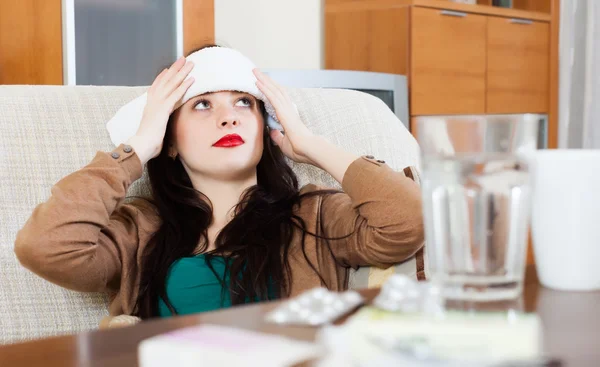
[127, 56, 195, 165]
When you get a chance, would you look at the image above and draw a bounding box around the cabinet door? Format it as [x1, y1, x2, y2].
[486, 17, 550, 113]
[411, 7, 487, 115]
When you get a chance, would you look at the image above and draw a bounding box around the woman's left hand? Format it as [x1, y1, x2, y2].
[253, 69, 319, 165]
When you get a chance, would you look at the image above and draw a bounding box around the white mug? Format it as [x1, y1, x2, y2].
[531, 150, 600, 291]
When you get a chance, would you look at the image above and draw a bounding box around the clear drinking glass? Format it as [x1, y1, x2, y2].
[417, 114, 539, 301]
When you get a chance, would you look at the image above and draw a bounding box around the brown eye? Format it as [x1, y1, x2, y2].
[194, 100, 210, 110]
[235, 98, 252, 107]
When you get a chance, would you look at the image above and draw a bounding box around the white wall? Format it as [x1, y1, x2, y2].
[214, 0, 323, 69]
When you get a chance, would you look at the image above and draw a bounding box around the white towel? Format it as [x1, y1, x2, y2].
[106, 47, 282, 147]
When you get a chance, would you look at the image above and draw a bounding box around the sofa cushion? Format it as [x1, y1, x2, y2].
[1, 86, 146, 345]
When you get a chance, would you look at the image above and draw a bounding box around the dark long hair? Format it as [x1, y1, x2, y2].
[133, 45, 343, 318]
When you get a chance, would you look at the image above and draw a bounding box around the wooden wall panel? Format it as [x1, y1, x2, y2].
[369, 7, 410, 75]
[326, 10, 371, 71]
[326, 7, 410, 75]
[183, 0, 215, 55]
[0, 0, 63, 85]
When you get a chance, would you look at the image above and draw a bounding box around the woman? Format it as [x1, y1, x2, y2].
[14, 46, 424, 325]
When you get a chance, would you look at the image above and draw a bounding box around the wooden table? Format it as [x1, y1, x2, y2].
[1, 266, 599, 366]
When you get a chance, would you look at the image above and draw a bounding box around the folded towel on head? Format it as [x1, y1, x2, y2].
[106, 46, 283, 147]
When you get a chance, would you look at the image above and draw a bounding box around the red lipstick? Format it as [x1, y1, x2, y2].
[213, 134, 245, 148]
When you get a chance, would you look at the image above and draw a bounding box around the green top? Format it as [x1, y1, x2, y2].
[158, 254, 276, 317]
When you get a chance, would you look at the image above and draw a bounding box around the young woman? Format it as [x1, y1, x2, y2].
[14, 46, 424, 325]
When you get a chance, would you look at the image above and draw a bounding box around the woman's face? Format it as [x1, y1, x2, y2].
[171, 91, 265, 181]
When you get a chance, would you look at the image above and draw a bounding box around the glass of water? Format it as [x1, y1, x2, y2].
[417, 114, 539, 301]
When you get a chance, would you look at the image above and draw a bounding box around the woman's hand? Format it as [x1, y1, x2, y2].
[254, 69, 359, 184]
[99, 315, 141, 329]
[127, 57, 195, 165]
[253, 69, 318, 166]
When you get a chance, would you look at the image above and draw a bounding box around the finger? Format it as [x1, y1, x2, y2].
[258, 75, 295, 117]
[167, 77, 195, 110]
[256, 78, 288, 113]
[265, 73, 294, 105]
[270, 129, 285, 147]
[158, 56, 186, 88]
[254, 70, 286, 104]
[257, 81, 296, 132]
[149, 68, 168, 93]
[153, 68, 169, 85]
[254, 69, 290, 104]
[256, 80, 287, 124]
[163, 61, 194, 95]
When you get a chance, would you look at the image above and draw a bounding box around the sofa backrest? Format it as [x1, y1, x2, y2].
[0, 85, 419, 344]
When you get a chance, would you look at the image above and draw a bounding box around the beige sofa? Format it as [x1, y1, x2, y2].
[0, 85, 423, 345]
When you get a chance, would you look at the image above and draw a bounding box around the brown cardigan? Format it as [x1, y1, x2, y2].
[14, 144, 424, 318]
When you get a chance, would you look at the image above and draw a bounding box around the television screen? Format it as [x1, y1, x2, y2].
[352, 89, 395, 112]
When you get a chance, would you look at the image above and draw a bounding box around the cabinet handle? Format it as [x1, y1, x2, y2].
[440, 10, 467, 17]
[509, 18, 533, 25]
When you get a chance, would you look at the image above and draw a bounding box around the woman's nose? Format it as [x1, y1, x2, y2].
[220, 119, 238, 127]
[217, 108, 239, 128]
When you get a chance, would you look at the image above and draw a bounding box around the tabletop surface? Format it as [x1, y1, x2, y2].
[1, 265, 599, 366]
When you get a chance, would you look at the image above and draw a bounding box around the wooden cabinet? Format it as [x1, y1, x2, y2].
[325, 0, 556, 130]
[411, 7, 487, 115]
[486, 17, 550, 113]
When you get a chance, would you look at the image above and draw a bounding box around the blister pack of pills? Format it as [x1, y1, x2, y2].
[265, 288, 364, 326]
[373, 274, 444, 314]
